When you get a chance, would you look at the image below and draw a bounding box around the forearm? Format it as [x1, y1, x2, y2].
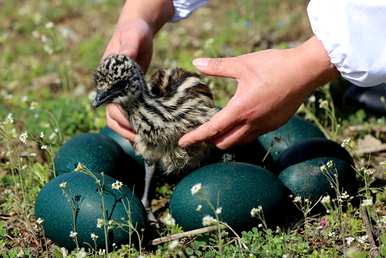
[118, 0, 174, 34]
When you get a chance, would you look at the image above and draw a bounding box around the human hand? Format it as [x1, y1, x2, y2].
[103, 18, 154, 73]
[179, 37, 338, 149]
[103, 0, 173, 142]
[104, 19, 154, 142]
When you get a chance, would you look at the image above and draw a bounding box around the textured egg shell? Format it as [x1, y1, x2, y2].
[169, 162, 287, 232]
[54, 133, 124, 176]
[54, 133, 144, 190]
[258, 116, 325, 165]
[35, 172, 146, 250]
[278, 157, 357, 201]
[100, 126, 145, 166]
[276, 138, 354, 171]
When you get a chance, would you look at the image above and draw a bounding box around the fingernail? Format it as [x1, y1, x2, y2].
[193, 58, 209, 68]
[178, 139, 189, 148]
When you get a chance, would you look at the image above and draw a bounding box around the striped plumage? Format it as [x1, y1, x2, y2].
[93, 54, 217, 174]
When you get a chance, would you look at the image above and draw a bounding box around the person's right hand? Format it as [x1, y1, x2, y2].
[103, 19, 154, 143]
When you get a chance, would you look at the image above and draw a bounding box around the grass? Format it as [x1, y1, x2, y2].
[1, 0, 386, 257]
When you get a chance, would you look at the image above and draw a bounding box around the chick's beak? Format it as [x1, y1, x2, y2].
[92, 90, 113, 109]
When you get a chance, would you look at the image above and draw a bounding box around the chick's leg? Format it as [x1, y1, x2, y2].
[141, 162, 157, 223]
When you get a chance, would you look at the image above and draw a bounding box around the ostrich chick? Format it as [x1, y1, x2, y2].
[92, 54, 217, 218]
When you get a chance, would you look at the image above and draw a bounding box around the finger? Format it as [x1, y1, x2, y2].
[178, 106, 241, 148]
[102, 39, 119, 59]
[212, 124, 250, 150]
[106, 104, 133, 129]
[192, 57, 242, 79]
[107, 118, 137, 142]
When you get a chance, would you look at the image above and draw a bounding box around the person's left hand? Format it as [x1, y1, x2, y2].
[178, 37, 337, 149]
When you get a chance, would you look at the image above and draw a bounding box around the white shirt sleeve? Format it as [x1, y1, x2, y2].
[307, 0, 386, 87]
[171, 0, 208, 22]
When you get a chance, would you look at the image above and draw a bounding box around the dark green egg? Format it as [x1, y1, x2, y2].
[53, 133, 144, 190]
[35, 172, 146, 250]
[54, 133, 124, 176]
[276, 138, 354, 171]
[100, 126, 145, 166]
[278, 157, 357, 201]
[169, 162, 287, 232]
[258, 116, 325, 164]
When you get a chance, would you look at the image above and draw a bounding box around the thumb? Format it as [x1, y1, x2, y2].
[193, 57, 241, 78]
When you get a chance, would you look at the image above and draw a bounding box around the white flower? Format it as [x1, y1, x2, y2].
[36, 218, 44, 225]
[320, 164, 328, 173]
[215, 207, 222, 214]
[61, 247, 68, 257]
[319, 99, 328, 109]
[96, 218, 104, 228]
[191, 183, 202, 195]
[45, 21, 54, 29]
[168, 240, 179, 250]
[293, 196, 302, 203]
[341, 138, 352, 148]
[196, 204, 202, 212]
[357, 235, 368, 244]
[250, 206, 262, 217]
[202, 215, 217, 226]
[98, 249, 105, 255]
[39, 131, 45, 138]
[161, 213, 175, 226]
[40, 145, 48, 150]
[108, 220, 114, 229]
[32, 30, 40, 39]
[74, 163, 85, 172]
[258, 223, 263, 228]
[90, 233, 98, 241]
[345, 237, 355, 246]
[43, 45, 53, 55]
[4, 113, 14, 124]
[339, 191, 350, 200]
[364, 168, 375, 176]
[29, 102, 38, 110]
[111, 180, 123, 190]
[59, 181, 67, 189]
[76, 248, 87, 258]
[19, 131, 28, 144]
[48, 132, 56, 140]
[321, 195, 331, 205]
[361, 198, 373, 207]
[308, 95, 316, 103]
[69, 230, 78, 238]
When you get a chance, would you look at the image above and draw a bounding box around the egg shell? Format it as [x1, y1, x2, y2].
[54, 133, 144, 192]
[258, 116, 325, 166]
[35, 172, 146, 250]
[169, 162, 287, 232]
[276, 138, 354, 171]
[278, 157, 357, 201]
[100, 126, 145, 166]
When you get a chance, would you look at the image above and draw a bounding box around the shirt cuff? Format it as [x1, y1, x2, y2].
[307, 0, 386, 87]
[170, 0, 208, 22]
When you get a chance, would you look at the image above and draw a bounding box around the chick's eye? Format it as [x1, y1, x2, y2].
[113, 80, 129, 89]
